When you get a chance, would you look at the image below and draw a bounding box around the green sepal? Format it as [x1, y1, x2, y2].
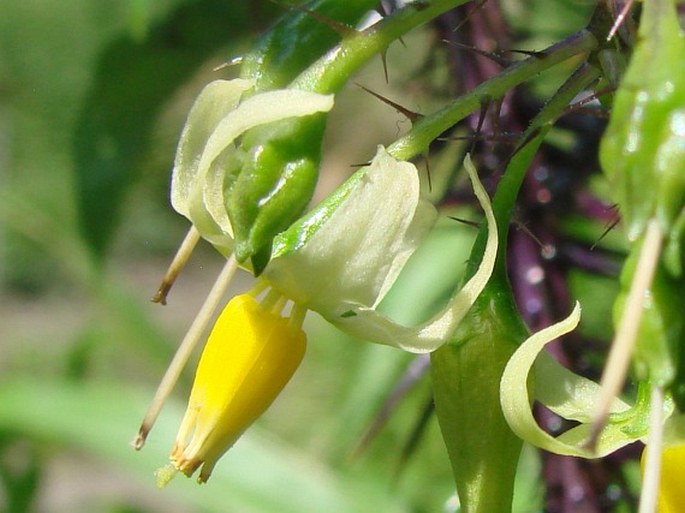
[615, 243, 685, 389]
[228, 115, 327, 272]
[599, 0, 685, 245]
[432, 299, 524, 513]
[240, 0, 380, 92]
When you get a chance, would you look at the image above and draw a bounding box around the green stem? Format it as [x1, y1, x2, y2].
[487, 62, 603, 282]
[432, 63, 602, 513]
[292, 0, 470, 93]
[387, 29, 598, 161]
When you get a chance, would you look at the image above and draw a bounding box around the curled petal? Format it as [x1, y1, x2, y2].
[170, 79, 334, 252]
[331, 154, 497, 352]
[500, 303, 651, 457]
[265, 146, 437, 314]
[265, 152, 496, 353]
[171, 79, 253, 226]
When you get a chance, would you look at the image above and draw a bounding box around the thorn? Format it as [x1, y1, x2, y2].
[508, 48, 548, 59]
[212, 56, 243, 72]
[270, 0, 356, 38]
[607, 0, 635, 41]
[349, 355, 430, 460]
[380, 50, 389, 84]
[452, 0, 489, 33]
[438, 132, 521, 144]
[448, 216, 481, 229]
[512, 126, 543, 158]
[355, 83, 423, 123]
[394, 397, 434, 480]
[563, 86, 614, 117]
[590, 214, 620, 251]
[471, 97, 491, 154]
[423, 151, 432, 192]
[513, 219, 546, 249]
[441, 40, 512, 67]
[350, 160, 373, 168]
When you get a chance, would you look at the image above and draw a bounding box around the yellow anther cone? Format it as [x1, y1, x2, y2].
[169, 294, 306, 483]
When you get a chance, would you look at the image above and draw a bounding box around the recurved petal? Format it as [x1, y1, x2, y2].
[500, 303, 651, 457]
[264, 146, 438, 320]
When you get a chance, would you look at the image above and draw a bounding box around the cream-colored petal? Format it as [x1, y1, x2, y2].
[265, 146, 437, 312]
[326, 154, 497, 353]
[500, 303, 650, 457]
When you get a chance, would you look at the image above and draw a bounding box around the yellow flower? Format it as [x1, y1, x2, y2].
[642, 444, 685, 513]
[167, 293, 306, 483]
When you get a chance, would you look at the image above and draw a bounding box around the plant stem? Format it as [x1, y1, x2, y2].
[292, 0, 471, 93]
[387, 29, 598, 161]
[432, 62, 602, 513]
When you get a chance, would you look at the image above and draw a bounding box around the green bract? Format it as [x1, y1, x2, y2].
[616, 247, 685, 390]
[265, 150, 497, 353]
[599, 0, 685, 257]
[500, 304, 670, 457]
[170, 78, 334, 256]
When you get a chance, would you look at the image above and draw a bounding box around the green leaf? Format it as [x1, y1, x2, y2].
[0, 378, 409, 513]
[72, 1, 267, 260]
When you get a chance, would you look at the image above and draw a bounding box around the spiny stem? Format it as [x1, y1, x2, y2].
[152, 226, 201, 305]
[292, 0, 471, 93]
[588, 219, 664, 447]
[387, 29, 598, 161]
[133, 255, 239, 450]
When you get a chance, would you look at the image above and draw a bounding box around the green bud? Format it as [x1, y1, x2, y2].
[228, 115, 326, 273]
[599, 0, 685, 249]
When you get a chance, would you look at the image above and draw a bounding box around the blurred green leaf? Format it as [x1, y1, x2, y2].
[0, 379, 410, 513]
[72, 1, 278, 260]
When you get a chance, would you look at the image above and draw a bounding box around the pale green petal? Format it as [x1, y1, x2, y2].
[197, 89, 334, 182]
[170, 80, 334, 251]
[171, 79, 253, 218]
[265, 146, 437, 313]
[329, 154, 498, 352]
[500, 303, 650, 457]
[535, 352, 630, 423]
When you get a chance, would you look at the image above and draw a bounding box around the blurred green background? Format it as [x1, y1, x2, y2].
[0, 1, 600, 512]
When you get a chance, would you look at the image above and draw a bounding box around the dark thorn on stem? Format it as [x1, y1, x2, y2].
[269, 0, 356, 37]
[451, 0, 489, 33]
[590, 215, 621, 251]
[349, 354, 430, 460]
[380, 51, 390, 84]
[448, 216, 481, 229]
[441, 39, 512, 67]
[423, 152, 432, 192]
[355, 83, 423, 122]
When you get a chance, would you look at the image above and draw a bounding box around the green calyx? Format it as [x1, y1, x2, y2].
[599, 0, 685, 253]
